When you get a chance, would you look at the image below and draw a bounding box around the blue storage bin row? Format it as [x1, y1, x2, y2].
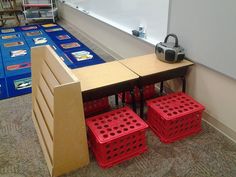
[0, 23, 106, 100]
[0, 45, 31, 99]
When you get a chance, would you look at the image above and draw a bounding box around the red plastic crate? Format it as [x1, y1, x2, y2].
[86, 107, 148, 168]
[146, 92, 205, 143]
[119, 84, 155, 103]
[83, 97, 110, 117]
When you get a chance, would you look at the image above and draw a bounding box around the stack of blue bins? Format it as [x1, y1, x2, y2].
[0, 29, 31, 98]
[0, 23, 105, 100]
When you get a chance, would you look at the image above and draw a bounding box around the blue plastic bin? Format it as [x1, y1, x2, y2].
[56, 39, 85, 52]
[18, 25, 40, 32]
[0, 27, 19, 34]
[6, 73, 31, 97]
[0, 39, 28, 53]
[65, 47, 105, 68]
[3, 60, 31, 77]
[0, 32, 24, 43]
[49, 31, 77, 43]
[1, 47, 30, 63]
[25, 35, 55, 48]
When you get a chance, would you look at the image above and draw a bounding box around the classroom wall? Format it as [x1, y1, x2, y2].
[58, 3, 236, 140]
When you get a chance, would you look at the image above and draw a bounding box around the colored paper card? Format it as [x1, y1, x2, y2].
[45, 28, 63, 32]
[33, 37, 47, 45]
[10, 50, 27, 57]
[1, 34, 19, 40]
[1, 28, 15, 33]
[26, 31, 42, 36]
[14, 77, 31, 90]
[21, 26, 38, 31]
[4, 41, 24, 48]
[42, 23, 57, 28]
[71, 51, 94, 61]
[56, 34, 71, 40]
[60, 42, 81, 49]
[7, 62, 31, 71]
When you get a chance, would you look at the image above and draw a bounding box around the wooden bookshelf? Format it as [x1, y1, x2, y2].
[31, 45, 89, 177]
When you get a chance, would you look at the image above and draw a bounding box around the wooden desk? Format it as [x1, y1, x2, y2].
[120, 53, 193, 117]
[72, 61, 139, 111]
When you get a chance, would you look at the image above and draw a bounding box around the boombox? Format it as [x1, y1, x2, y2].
[155, 34, 185, 63]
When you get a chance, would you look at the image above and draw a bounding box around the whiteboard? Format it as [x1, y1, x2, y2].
[169, 0, 236, 79]
[63, 0, 170, 44]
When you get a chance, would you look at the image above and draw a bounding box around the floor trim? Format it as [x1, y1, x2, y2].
[202, 112, 236, 143]
[155, 84, 236, 143]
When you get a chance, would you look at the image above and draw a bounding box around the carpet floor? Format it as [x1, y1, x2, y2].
[0, 21, 236, 177]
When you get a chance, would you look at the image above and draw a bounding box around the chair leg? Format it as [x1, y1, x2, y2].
[14, 12, 20, 26]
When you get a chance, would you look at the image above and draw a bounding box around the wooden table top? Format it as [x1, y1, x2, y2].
[71, 61, 139, 92]
[119, 53, 194, 77]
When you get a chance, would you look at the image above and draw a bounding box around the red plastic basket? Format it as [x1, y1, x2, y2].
[86, 107, 148, 168]
[119, 84, 155, 103]
[146, 92, 205, 143]
[83, 97, 110, 117]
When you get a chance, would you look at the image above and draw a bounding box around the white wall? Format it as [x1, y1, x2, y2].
[59, 2, 236, 139]
[58, 3, 154, 58]
[168, 0, 236, 79]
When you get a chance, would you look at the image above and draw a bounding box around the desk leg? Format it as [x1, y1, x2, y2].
[160, 81, 164, 95]
[122, 92, 125, 106]
[130, 90, 136, 113]
[115, 94, 119, 106]
[182, 77, 186, 92]
[139, 86, 144, 118]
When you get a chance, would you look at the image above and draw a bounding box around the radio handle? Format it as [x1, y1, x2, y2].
[164, 34, 179, 47]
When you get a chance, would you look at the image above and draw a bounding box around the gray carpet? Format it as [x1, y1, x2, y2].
[1, 95, 236, 177]
[0, 21, 236, 177]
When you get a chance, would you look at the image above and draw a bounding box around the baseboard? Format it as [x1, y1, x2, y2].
[155, 84, 236, 143]
[59, 18, 123, 60]
[202, 112, 236, 143]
